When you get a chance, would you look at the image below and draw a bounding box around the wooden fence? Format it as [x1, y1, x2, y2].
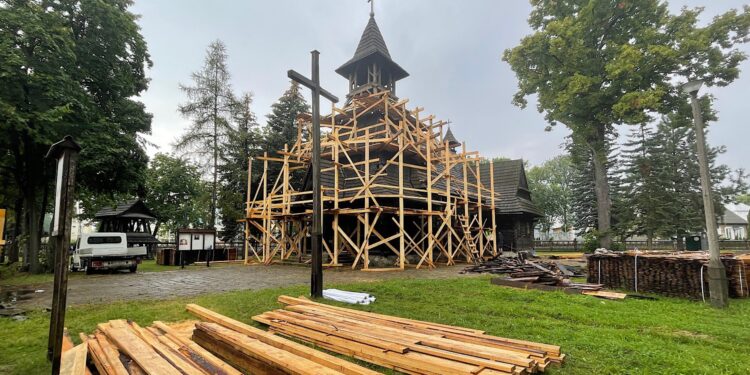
[533, 239, 750, 251]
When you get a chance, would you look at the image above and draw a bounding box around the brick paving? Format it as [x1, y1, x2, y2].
[10, 263, 471, 309]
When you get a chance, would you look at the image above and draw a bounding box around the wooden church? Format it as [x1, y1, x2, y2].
[244, 9, 540, 269]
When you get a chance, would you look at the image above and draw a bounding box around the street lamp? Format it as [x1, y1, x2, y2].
[680, 80, 729, 308]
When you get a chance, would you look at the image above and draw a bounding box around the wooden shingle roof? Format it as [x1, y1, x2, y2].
[335, 15, 409, 81]
[479, 159, 542, 217]
[94, 199, 156, 220]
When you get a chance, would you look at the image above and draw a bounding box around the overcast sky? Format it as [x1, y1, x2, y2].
[131, 0, 750, 169]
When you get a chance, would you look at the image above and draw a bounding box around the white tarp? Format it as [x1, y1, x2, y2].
[322, 289, 376, 305]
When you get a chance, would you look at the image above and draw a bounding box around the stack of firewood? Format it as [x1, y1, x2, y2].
[587, 251, 750, 299]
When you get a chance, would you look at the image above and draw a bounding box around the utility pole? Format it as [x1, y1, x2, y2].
[681, 80, 729, 308]
[288, 51, 339, 298]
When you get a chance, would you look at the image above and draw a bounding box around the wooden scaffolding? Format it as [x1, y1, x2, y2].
[244, 91, 501, 270]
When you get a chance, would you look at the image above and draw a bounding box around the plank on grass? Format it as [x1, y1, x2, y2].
[280, 295, 561, 356]
[278, 295, 485, 335]
[60, 343, 87, 375]
[151, 321, 243, 375]
[185, 304, 380, 375]
[92, 332, 130, 375]
[127, 321, 206, 375]
[195, 322, 347, 375]
[98, 320, 182, 375]
[269, 308, 524, 373]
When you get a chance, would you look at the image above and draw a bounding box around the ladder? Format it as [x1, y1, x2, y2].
[457, 214, 478, 256]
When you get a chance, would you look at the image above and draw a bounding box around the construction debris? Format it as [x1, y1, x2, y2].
[253, 295, 565, 375]
[462, 256, 583, 278]
[588, 251, 750, 299]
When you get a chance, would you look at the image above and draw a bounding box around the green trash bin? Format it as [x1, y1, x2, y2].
[685, 235, 702, 251]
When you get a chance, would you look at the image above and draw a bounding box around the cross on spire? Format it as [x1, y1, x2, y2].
[368, 0, 374, 17]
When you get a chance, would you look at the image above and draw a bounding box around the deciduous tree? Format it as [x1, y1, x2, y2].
[0, 0, 151, 272]
[503, 1, 750, 249]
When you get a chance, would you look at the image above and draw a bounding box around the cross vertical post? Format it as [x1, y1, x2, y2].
[288, 51, 339, 298]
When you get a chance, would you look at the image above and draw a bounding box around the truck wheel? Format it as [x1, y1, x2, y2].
[85, 266, 93, 275]
[129, 265, 137, 273]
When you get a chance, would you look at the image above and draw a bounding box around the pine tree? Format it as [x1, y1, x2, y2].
[264, 81, 310, 188]
[176, 40, 235, 229]
[614, 124, 668, 248]
[218, 93, 262, 241]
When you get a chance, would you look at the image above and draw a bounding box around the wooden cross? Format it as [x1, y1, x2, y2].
[288, 51, 338, 298]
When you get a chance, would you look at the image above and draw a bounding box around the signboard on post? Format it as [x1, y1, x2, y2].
[44, 136, 81, 374]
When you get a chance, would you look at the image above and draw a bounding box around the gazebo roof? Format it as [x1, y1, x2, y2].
[95, 199, 155, 220]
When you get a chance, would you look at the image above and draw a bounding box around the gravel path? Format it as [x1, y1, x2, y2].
[3, 263, 472, 310]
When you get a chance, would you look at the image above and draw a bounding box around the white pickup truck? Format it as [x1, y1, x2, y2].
[70, 233, 146, 274]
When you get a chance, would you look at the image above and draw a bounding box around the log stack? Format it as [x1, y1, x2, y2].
[252, 295, 565, 375]
[587, 251, 750, 299]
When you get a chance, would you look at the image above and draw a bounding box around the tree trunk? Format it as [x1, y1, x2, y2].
[590, 139, 612, 249]
[152, 220, 161, 237]
[7, 198, 22, 264]
[25, 188, 41, 274]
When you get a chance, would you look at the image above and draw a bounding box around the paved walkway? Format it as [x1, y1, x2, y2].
[6, 264, 471, 309]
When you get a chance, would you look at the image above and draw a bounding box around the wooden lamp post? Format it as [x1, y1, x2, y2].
[45, 135, 81, 373]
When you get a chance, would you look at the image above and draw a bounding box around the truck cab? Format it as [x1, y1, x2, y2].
[71, 232, 146, 274]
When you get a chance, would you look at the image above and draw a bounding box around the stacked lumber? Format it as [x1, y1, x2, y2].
[587, 251, 750, 299]
[462, 257, 584, 279]
[186, 304, 381, 375]
[253, 295, 565, 375]
[76, 319, 241, 375]
[465, 256, 605, 293]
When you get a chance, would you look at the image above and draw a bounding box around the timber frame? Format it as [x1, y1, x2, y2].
[244, 91, 501, 270]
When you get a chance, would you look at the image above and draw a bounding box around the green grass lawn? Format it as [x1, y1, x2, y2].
[1, 276, 748, 374]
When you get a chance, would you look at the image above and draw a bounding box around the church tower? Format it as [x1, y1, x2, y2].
[335, 7, 408, 101]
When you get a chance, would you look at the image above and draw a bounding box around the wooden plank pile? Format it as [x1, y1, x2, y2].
[587, 251, 750, 299]
[68, 309, 378, 375]
[186, 303, 380, 375]
[75, 319, 241, 375]
[252, 295, 565, 375]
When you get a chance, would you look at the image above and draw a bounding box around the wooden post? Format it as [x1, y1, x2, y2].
[445, 142, 452, 264]
[281, 144, 289, 259]
[363, 128, 370, 269]
[245, 157, 252, 264]
[425, 117, 434, 268]
[332, 104, 340, 266]
[398, 120, 405, 270]
[263, 152, 269, 262]
[45, 136, 81, 374]
[490, 159, 497, 256]
[462, 142, 470, 262]
[476, 158, 484, 258]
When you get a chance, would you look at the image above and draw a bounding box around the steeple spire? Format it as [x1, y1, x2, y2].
[336, 2, 409, 101]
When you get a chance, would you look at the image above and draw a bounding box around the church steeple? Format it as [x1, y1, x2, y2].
[335, 8, 408, 101]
